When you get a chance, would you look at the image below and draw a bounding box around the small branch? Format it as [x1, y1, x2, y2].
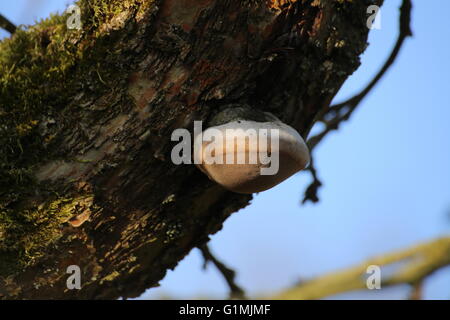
[409, 281, 423, 300]
[307, 0, 413, 151]
[302, 155, 322, 204]
[0, 13, 16, 34]
[269, 237, 450, 300]
[302, 1, 413, 203]
[199, 244, 246, 299]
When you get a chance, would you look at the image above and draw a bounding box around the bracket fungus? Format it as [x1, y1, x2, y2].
[194, 106, 310, 194]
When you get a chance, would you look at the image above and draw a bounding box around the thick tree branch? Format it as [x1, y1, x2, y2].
[270, 237, 450, 300]
[0, 0, 380, 299]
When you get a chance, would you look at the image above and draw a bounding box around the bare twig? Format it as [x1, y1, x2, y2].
[303, 0, 413, 203]
[269, 237, 450, 300]
[199, 244, 246, 299]
[409, 281, 423, 300]
[308, 0, 413, 151]
[0, 13, 16, 34]
[302, 155, 322, 204]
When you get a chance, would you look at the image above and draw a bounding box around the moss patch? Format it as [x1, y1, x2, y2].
[0, 0, 149, 277]
[0, 195, 92, 276]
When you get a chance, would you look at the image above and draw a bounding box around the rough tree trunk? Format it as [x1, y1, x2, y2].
[0, 0, 381, 299]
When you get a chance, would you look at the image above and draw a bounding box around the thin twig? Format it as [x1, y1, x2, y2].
[302, 155, 322, 204]
[199, 244, 246, 299]
[0, 13, 16, 34]
[409, 281, 423, 300]
[308, 0, 413, 151]
[303, 0, 413, 204]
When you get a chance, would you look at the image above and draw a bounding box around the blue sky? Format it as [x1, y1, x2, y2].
[1, 0, 449, 299]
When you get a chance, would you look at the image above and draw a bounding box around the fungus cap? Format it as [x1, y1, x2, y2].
[194, 119, 310, 194]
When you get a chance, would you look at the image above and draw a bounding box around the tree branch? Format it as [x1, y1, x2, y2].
[0, 13, 16, 34]
[409, 280, 423, 300]
[302, 0, 413, 204]
[307, 0, 413, 152]
[302, 155, 322, 204]
[0, 0, 381, 299]
[270, 237, 450, 300]
[199, 245, 246, 300]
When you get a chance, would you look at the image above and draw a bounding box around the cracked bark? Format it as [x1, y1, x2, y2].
[0, 0, 382, 299]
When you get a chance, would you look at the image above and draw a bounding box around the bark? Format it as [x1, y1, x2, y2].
[0, 0, 381, 299]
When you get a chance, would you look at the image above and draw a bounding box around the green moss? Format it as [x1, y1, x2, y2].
[0, 195, 92, 276]
[81, 0, 135, 28]
[0, 0, 149, 277]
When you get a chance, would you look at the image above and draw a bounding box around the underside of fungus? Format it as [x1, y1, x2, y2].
[194, 107, 310, 194]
